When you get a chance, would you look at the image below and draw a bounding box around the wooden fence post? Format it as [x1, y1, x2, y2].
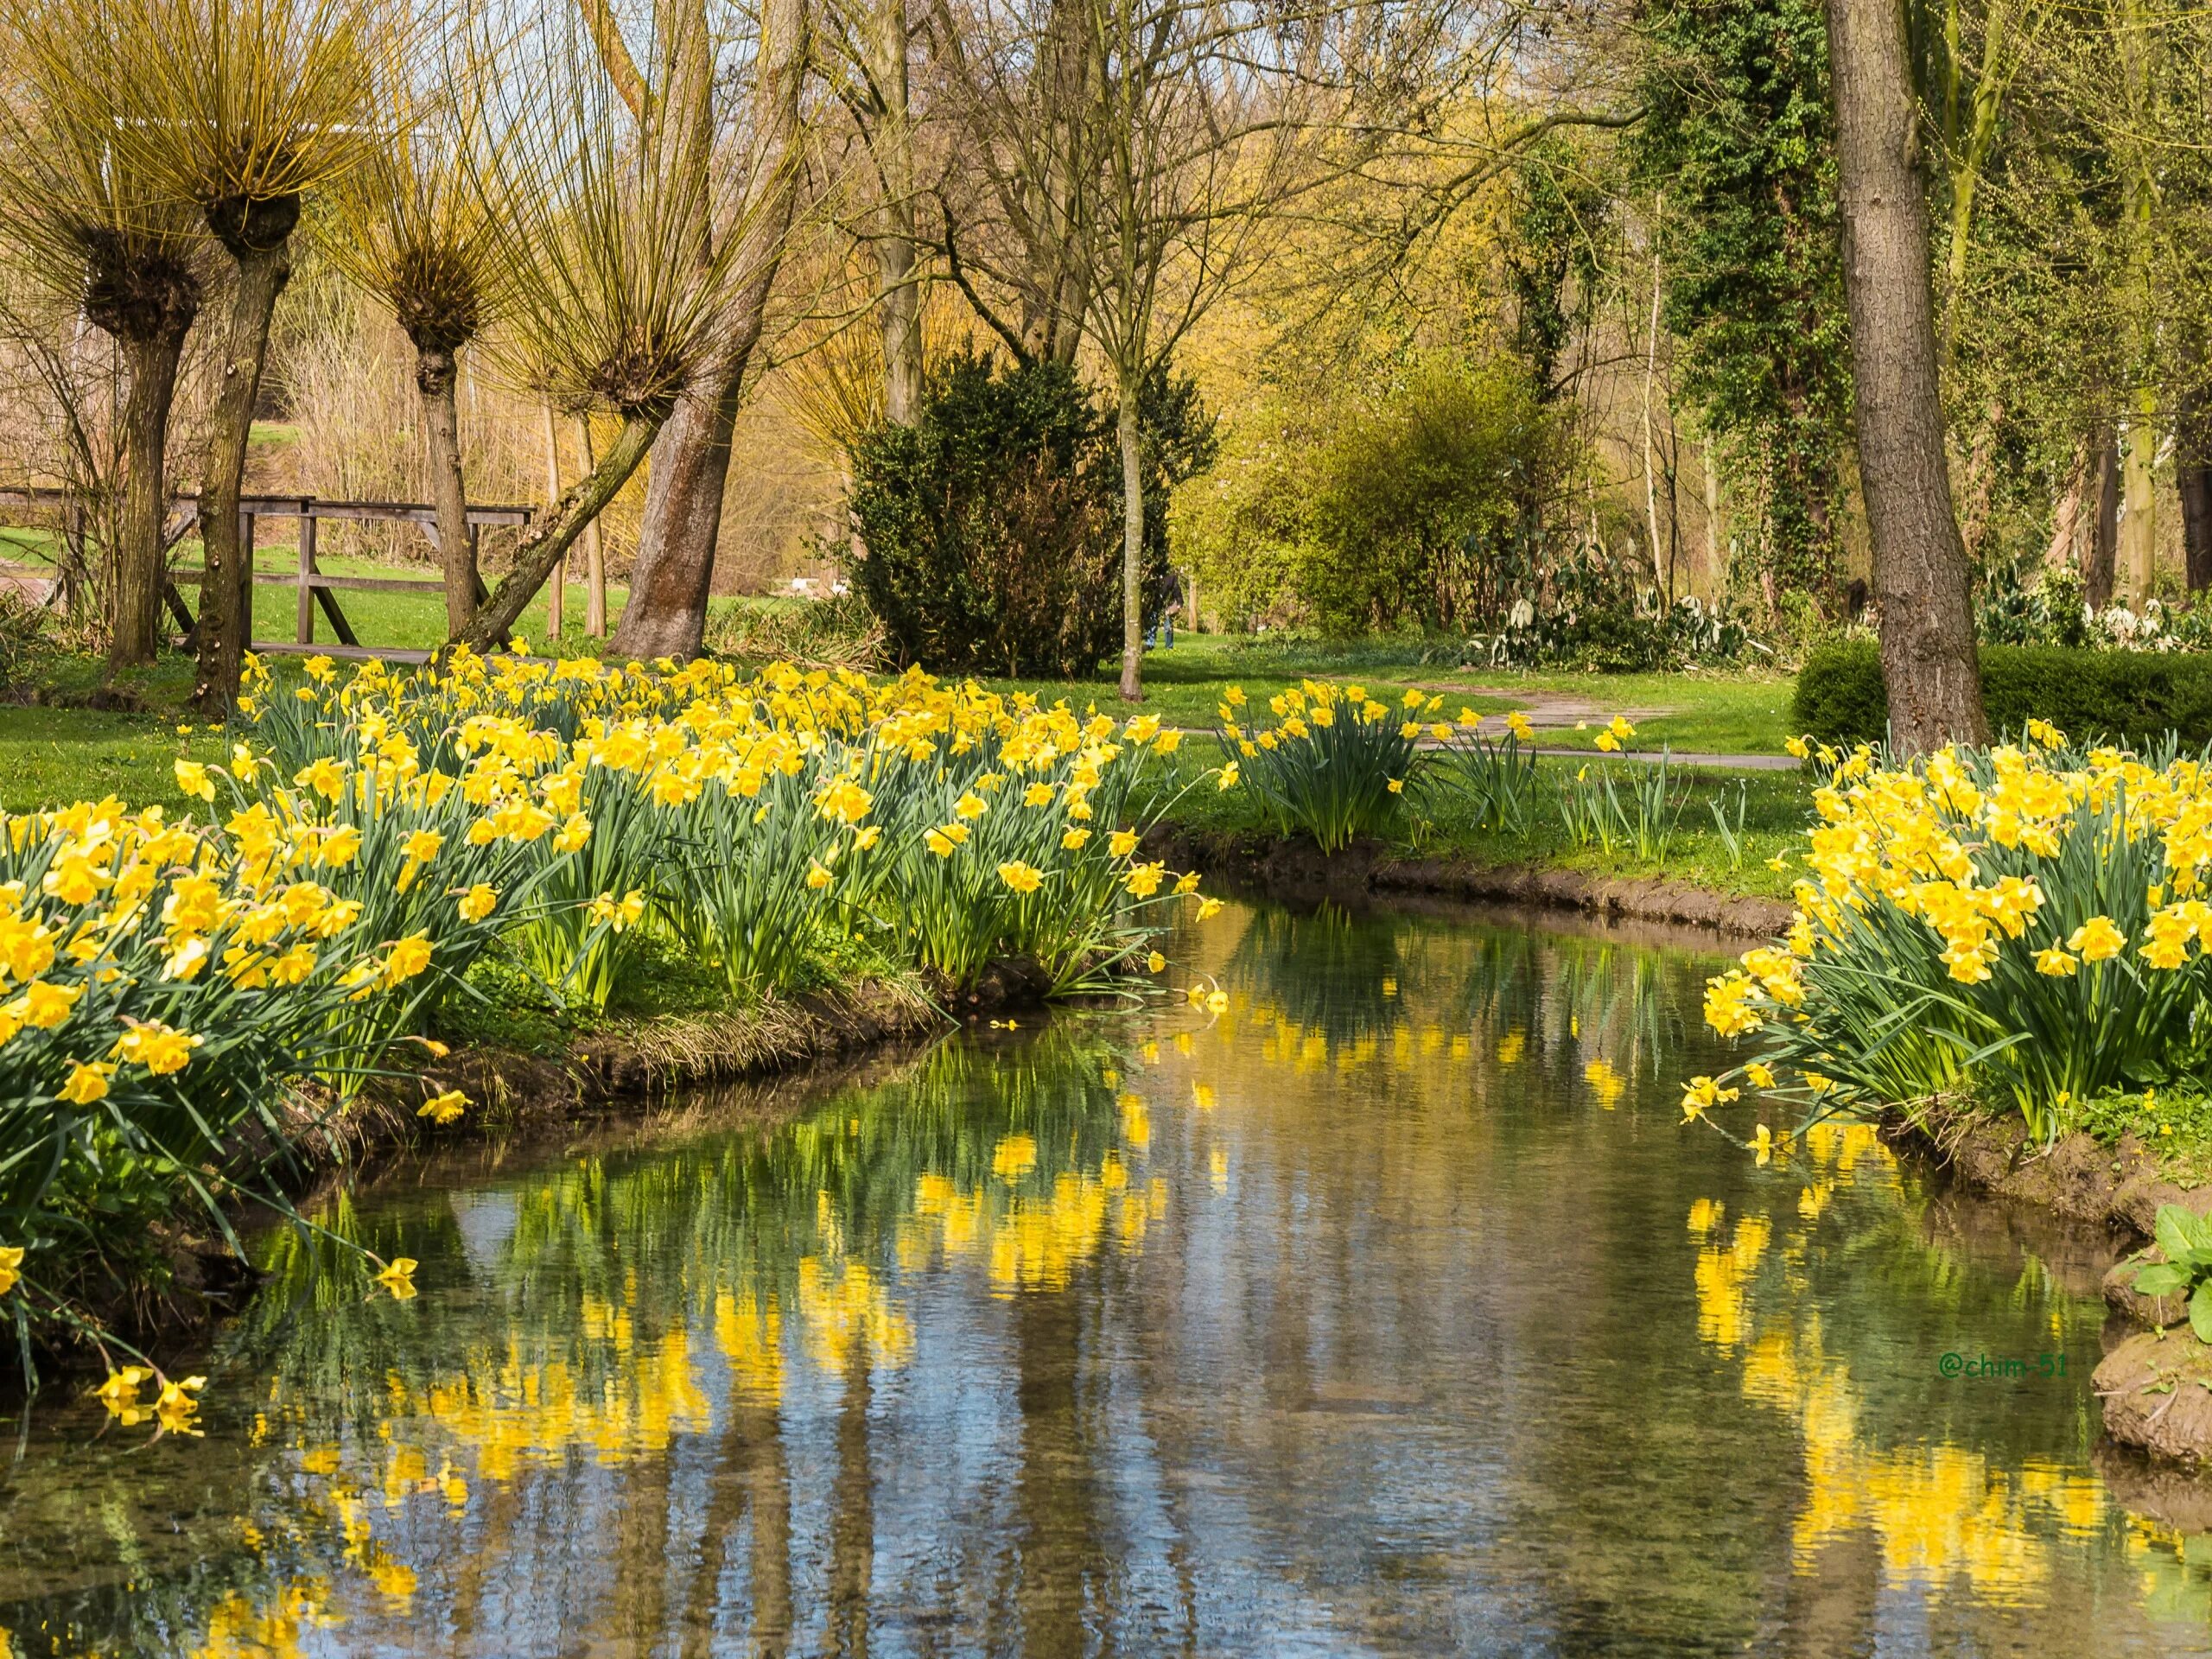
[296, 509, 317, 644]
[540, 400, 564, 640]
[577, 415, 606, 638]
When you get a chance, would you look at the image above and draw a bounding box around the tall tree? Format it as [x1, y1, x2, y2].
[1827, 0, 1986, 748]
[593, 0, 811, 662]
[329, 38, 505, 633]
[456, 6, 796, 654]
[1630, 0, 1852, 615]
[0, 0, 207, 671]
[122, 0, 377, 712]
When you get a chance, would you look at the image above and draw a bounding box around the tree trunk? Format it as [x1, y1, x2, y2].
[2181, 382, 2212, 591]
[607, 372, 743, 659]
[192, 227, 294, 714]
[457, 413, 659, 654]
[1116, 381, 1144, 702]
[2088, 426, 2120, 609]
[108, 325, 191, 671]
[2122, 399, 2158, 600]
[870, 0, 923, 423]
[1824, 0, 1986, 753]
[417, 344, 475, 635]
[2044, 437, 2090, 570]
[607, 0, 808, 661]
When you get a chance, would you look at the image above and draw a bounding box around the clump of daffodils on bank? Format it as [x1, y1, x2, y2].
[1686, 724, 2212, 1163]
[0, 646, 1226, 1415]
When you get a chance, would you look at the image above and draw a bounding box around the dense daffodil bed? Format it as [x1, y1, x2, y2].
[2, 645, 1224, 1415]
[1691, 723, 2212, 1147]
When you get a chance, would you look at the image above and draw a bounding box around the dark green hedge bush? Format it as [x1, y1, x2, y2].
[843, 350, 1215, 678]
[1792, 640, 2212, 748]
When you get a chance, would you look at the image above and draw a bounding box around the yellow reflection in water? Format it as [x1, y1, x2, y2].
[1689, 1128, 2105, 1610]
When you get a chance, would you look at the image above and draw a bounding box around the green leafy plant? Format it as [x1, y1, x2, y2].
[2129, 1205, 2212, 1342]
[1218, 682, 1426, 853]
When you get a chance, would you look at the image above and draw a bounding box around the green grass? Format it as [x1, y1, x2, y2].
[987, 634, 1796, 757]
[1154, 741, 1812, 899]
[0, 702, 219, 815]
[2071, 1087, 2212, 1185]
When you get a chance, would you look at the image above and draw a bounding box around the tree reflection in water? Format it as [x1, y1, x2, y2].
[3, 900, 2211, 1656]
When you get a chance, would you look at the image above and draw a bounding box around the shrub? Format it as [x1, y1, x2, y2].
[1792, 640, 2212, 749]
[843, 352, 1211, 678]
[1300, 360, 1575, 636]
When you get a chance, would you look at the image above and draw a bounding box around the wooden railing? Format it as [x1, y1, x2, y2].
[0, 488, 538, 663]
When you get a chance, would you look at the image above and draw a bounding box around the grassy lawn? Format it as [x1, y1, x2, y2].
[991, 635, 1796, 757]
[1153, 742, 1811, 899]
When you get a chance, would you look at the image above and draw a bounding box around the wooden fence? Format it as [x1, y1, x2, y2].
[0, 488, 539, 664]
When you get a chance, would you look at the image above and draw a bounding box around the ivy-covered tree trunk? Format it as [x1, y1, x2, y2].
[1825, 0, 1986, 752]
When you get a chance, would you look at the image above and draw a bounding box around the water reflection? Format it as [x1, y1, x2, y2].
[3, 900, 2212, 1655]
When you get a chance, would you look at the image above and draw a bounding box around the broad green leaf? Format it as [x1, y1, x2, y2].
[2191, 1281, 2212, 1346]
[2134, 1262, 2190, 1298]
[2157, 1205, 2198, 1268]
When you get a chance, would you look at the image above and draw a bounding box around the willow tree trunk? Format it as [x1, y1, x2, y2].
[1825, 0, 1986, 753]
[417, 345, 475, 635]
[194, 200, 298, 715]
[458, 414, 658, 654]
[1116, 383, 1144, 702]
[607, 0, 808, 662]
[109, 326, 191, 670]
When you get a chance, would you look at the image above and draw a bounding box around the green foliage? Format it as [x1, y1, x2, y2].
[1555, 748, 1687, 862]
[1504, 138, 1613, 399]
[845, 350, 1123, 677]
[1300, 360, 1576, 635]
[2130, 1205, 2212, 1343]
[1431, 729, 1539, 836]
[843, 352, 1212, 678]
[1792, 640, 2212, 748]
[1630, 0, 1852, 601]
[1219, 685, 1421, 853]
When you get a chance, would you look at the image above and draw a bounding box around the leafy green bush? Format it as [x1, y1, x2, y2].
[843, 352, 1212, 678]
[1301, 360, 1576, 636]
[1791, 640, 2212, 749]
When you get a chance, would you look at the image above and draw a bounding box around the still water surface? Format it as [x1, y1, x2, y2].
[3, 899, 2211, 1656]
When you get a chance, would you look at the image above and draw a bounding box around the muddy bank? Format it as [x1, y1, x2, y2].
[1898, 1111, 2212, 1243]
[398, 975, 945, 1135]
[1149, 824, 1793, 939]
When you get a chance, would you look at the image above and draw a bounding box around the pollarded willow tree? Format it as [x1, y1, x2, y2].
[588, 0, 812, 662]
[324, 28, 507, 635]
[115, 0, 380, 712]
[453, 5, 801, 653]
[0, 0, 209, 671]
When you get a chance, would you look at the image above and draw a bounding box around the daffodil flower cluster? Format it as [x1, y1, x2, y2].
[1694, 728, 2212, 1142]
[1217, 680, 1541, 851]
[240, 647, 1226, 1000]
